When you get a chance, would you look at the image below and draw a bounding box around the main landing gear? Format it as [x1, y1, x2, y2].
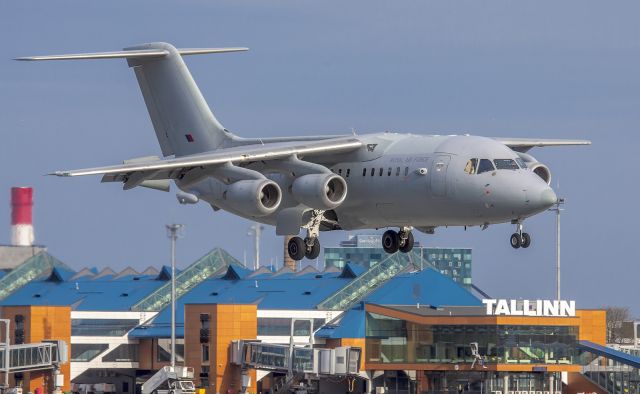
[382, 227, 415, 254]
[510, 222, 531, 249]
[288, 210, 324, 261]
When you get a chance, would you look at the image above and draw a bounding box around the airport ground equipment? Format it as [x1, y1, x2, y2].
[18, 42, 591, 259]
[141, 365, 195, 394]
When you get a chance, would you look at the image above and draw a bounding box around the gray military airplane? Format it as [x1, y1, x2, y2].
[17, 42, 590, 261]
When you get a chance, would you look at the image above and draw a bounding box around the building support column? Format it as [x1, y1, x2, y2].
[549, 374, 555, 394]
[503, 374, 509, 394]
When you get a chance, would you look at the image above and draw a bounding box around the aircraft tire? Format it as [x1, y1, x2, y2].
[305, 238, 321, 259]
[288, 236, 306, 261]
[399, 231, 414, 253]
[382, 230, 399, 254]
[510, 233, 522, 249]
[521, 233, 531, 248]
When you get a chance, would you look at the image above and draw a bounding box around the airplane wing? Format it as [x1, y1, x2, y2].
[50, 137, 362, 188]
[494, 138, 591, 152]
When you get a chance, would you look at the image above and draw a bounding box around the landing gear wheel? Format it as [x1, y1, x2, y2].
[521, 232, 531, 248]
[382, 230, 399, 254]
[399, 231, 414, 253]
[288, 236, 306, 261]
[305, 237, 321, 259]
[510, 233, 522, 249]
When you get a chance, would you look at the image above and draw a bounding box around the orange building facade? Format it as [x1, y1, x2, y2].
[184, 303, 258, 394]
[0, 305, 71, 393]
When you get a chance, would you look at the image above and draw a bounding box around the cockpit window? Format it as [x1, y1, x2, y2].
[464, 158, 478, 174]
[493, 159, 519, 170]
[515, 157, 527, 169]
[477, 159, 495, 174]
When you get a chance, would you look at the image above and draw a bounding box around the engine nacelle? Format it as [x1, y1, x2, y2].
[223, 179, 282, 217]
[291, 174, 347, 209]
[528, 163, 552, 185]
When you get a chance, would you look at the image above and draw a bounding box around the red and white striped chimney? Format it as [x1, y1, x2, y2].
[11, 187, 35, 246]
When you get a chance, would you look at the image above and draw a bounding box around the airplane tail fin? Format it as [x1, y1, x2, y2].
[16, 42, 248, 157]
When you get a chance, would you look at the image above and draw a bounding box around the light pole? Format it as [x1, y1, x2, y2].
[248, 223, 264, 270]
[166, 224, 184, 368]
[548, 198, 564, 301]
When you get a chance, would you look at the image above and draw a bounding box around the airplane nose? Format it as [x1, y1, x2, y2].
[539, 188, 557, 208]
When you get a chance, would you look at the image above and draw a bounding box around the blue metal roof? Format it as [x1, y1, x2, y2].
[129, 270, 356, 338]
[578, 340, 640, 369]
[340, 263, 366, 278]
[365, 268, 481, 307]
[316, 303, 366, 339]
[0, 274, 167, 311]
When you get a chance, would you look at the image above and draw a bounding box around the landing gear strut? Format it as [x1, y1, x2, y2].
[510, 223, 531, 249]
[382, 227, 414, 254]
[287, 210, 324, 261]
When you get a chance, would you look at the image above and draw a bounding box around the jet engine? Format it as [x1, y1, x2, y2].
[291, 174, 347, 209]
[222, 179, 282, 217]
[517, 152, 552, 185]
[528, 162, 551, 185]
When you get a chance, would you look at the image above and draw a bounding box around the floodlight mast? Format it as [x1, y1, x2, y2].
[166, 224, 185, 368]
[549, 198, 564, 301]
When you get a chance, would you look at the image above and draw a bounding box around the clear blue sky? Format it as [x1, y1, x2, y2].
[1, 1, 638, 315]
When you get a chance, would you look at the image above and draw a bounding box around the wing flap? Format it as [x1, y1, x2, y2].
[54, 137, 362, 179]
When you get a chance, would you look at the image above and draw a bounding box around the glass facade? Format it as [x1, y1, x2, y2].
[71, 318, 140, 336]
[156, 338, 185, 362]
[324, 235, 472, 286]
[71, 343, 109, 362]
[581, 348, 640, 394]
[257, 318, 325, 336]
[365, 312, 579, 365]
[101, 344, 139, 362]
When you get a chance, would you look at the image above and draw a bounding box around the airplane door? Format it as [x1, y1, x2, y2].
[430, 155, 450, 197]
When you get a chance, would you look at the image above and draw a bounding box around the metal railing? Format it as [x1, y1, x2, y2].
[132, 248, 242, 312]
[0, 252, 72, 301]
[316, 251, 428, 311]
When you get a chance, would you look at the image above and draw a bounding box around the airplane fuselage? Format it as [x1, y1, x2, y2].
[181, 132, 556, 233]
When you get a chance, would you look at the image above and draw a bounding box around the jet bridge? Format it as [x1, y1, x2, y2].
[0, 319, 68, 391]
[232, 341, 360, 376]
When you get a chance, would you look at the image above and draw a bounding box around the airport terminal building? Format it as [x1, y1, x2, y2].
[0, 244, 637, 394]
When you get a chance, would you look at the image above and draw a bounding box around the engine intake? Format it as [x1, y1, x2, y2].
[223, 179, 282, 217]
[291, 174, 347, 209]
[528, 163, 551, 185]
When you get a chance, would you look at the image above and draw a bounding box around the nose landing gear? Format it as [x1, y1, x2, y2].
[382, 227, 415, 254]
[510, 223, 531, 249]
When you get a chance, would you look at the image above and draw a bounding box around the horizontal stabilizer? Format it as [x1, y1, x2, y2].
[14, 47, 248, 61]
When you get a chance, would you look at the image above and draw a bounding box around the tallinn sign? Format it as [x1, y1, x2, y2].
[482, 299, 576, 317]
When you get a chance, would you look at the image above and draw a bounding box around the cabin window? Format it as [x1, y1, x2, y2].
[346, 169, 351, 177]
[477, 159, 495, 174]
[371, 168, 375, 176]
[464, 159, 478, 174]
[396, 167, 401, 176]
[379, 168, 383, 176]
[493, 159, 519, 170]
[338, 169, 342, 175]
[404, 167, 409, 176]
[387, 167, 392, 176]
[363, 168, 367, 176]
